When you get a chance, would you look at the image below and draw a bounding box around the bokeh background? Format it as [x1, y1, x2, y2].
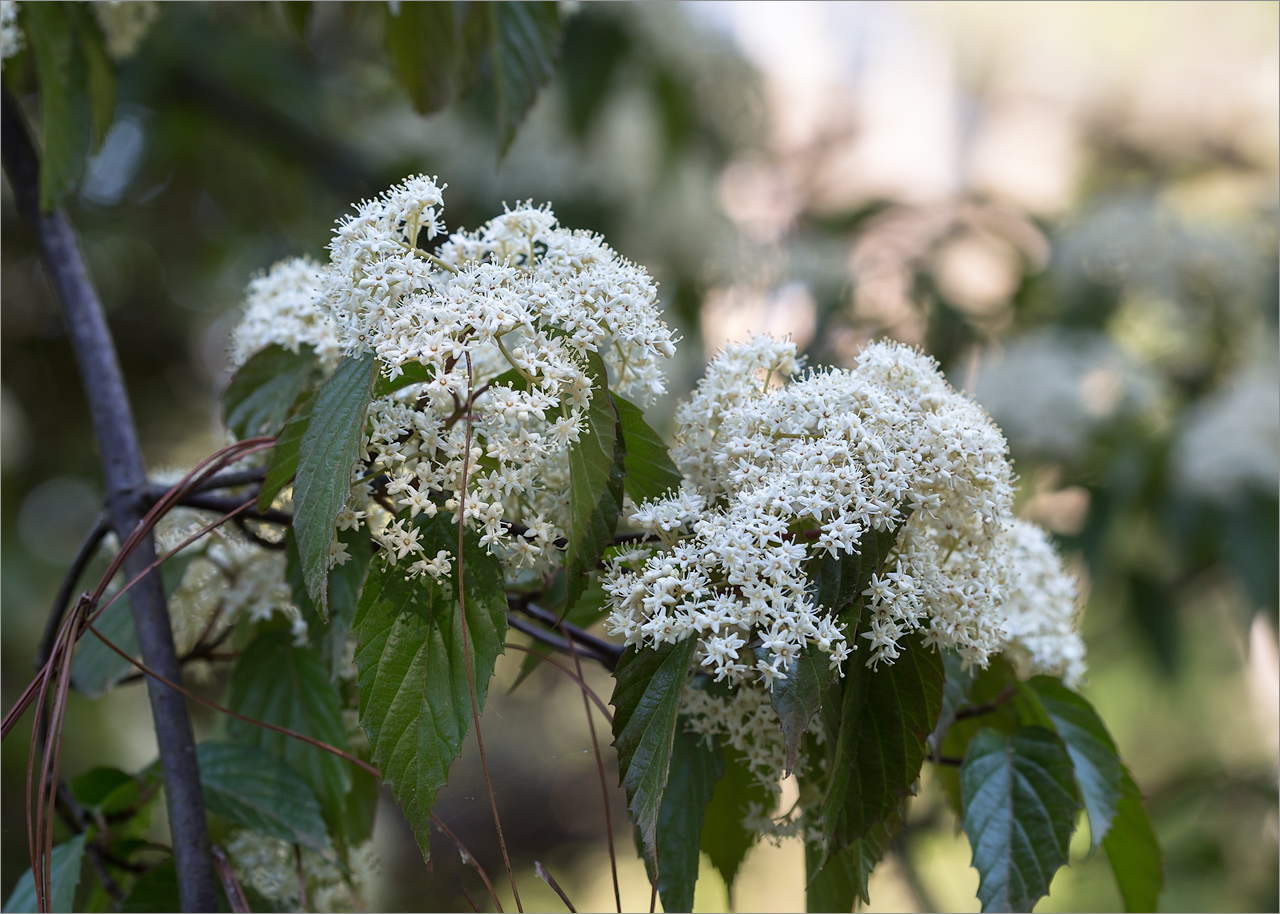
[2, 2, 1276, 911]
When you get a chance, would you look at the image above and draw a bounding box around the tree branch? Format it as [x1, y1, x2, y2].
[2, 89, 219, 911]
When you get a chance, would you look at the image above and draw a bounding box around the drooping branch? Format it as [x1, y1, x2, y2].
[1, 89, 219, 911]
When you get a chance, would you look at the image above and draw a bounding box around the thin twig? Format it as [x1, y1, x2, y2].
[534, 861, 577, 913]
[431, 813, 503, 913]
[521, 603, 621, 670]
[211, 844, 252, 913]
[502, 644, 614, 724]
[36, 515, 108, 671]
[562, 627, 621, 913]
[952, 685, 1017, 721]
[506, 614, 612, 669]
[456, 352, 522, 911]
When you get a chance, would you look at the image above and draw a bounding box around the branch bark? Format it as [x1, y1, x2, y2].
[2, 89, 219, 911]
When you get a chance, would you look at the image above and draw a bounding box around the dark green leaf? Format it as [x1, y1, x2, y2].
[227, 628, 351, 831]
[2, 834, 85, 913]
[769, 648, 835, 777]
[933, 648, 978, 743]
[820, 633, 943, 849]
[700, 747, 771, 892]
[804, 813, 898, 913]
[960, 727, 1080, 913]
[487, 2, 563, 154]
[613, 393, 681, 504]
[808, 520, 906, 617]
[222, 344, 318, 440]
[196, 741, 331, 853]
[563, 352, 621, 613]
[1027, 677, 1122, 852]
[651, 726, 723, 913]
[1104, 764, 1162, 912]
[70, 767, 138, 816]
[384, 2, 464, 114]
[69, 5, 114, 148]
[293, 352, 376, 617]
[610, 638, 697, 856]
[351, 514, 507, 860]
[259, 390, 314, 512]
[118, 860, 180, 914]
[372, 360, 434, 397]
[25, 3, 90, 209]
[71, 555, 191, 699]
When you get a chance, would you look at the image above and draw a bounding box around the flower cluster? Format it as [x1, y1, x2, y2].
[1, 1, 21, 62]
[230, 175, 676, 578]
[225, 830, 379, 913]
[606, 336, 1028, 684]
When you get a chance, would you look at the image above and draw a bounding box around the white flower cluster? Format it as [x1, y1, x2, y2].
[230, 256, 343, 371]
[230, 175, 675, 579]
[1, 1, 21, 62]
[606, 336, 1034, 685]
[91, 0, 159, 60]
[225, 830, 379, 913]
[1174, 363, 1280, 504]
[995, 519, 1086, 686]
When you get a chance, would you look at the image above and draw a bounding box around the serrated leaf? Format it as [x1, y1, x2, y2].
[487, 2, 563, 154]
[259, 390, 314, 512]
[649, 726, 723, 913]
[960, 727, 1081, 913]
[351, 514, 507, 860]
[196, 741, 331, 853]
[610, 638, 697, 856]
[770, 648, 835, 777]
[1104, 764, 1162, 912]
[613, 393, 681, 504]
[2, 833, 85, 913]
[25, 3, 90, 209]
[227, 628, 351, 831]
[384, 2, 463, 114]
[563, 352, 620, 613]
[820, 632, 943, 849]
[804, 812, 897, 913]
[293, 352, 376, 617]
[700, 747, 770, 892]
[222, 344, 317, 440]
[71, 555, 191, 698]
[1028, 677, 1123, 852]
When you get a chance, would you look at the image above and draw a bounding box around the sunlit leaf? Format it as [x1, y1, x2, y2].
[960, 727, 1080, 913]
[1104, 764, 1163, 912]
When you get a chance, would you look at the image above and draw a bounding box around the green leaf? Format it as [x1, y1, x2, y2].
[384, 2, 467, 114]
[71, 555, 192, 699]
[651, 726, 723, 914]
[351, 514, 507, 860]
[613, 393, 681, 504]
[68, 5, 114, 149]
[259, 390, 314, 512]
[1103, 764, 1162, 912]
[804, 813, 898, 913]
[819, 633, 944, 849]
[2, 833, 86, 913]
[487, 2, 563, 154]
[196, 741, 331, 853]
[227, 628, 352, 832]
[610, 638, 697, 856]
[372, 360, 434, 397]
[1027, 677, 1123, 852]
[70, 767, 138, 817]
[700, 746, 771, 893]
[563, 352, 621, 613]
[769, 648, 835, 777]
[293, 352, 376, 618]
[25, 3, 90, 209]
[222, 344, 318, 440]
[118, 861, 180, 914]
[960, 727, 1081, 913]
[934, 649, 978, 742]
[808, 520, 906, 617]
